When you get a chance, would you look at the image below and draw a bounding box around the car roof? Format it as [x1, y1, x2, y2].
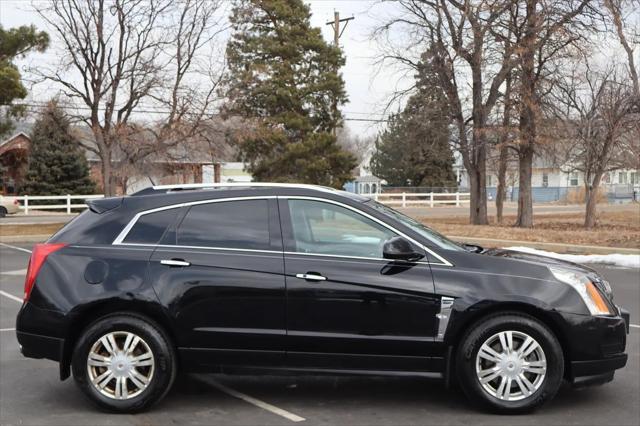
[124, 183, 370, 210]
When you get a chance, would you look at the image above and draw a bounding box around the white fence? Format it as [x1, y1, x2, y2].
[15, 195, 105, 214]
[373, 192, 470, 207]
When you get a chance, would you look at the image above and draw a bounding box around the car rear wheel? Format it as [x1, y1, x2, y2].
[71, 314, 176, 413]
[0, 207, 7, 218]
[456, 313, 564, 413]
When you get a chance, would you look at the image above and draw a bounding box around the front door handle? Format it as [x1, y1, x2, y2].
[160, 259, 191, 267]
[295, 273, 327, 281]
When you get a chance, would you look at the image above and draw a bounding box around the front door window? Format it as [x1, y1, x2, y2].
[287, 199, 397, 258]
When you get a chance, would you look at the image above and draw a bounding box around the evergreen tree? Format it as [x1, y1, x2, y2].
[224, 0, 356, 187]
[370, 51, 456, 188]
[21, 101, 95, 195]
[0, 25, 49, 137]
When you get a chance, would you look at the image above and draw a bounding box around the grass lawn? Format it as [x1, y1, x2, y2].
[422, 209, 640, 249]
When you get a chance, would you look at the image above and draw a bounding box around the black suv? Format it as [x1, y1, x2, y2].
[16, 183, 629, 413]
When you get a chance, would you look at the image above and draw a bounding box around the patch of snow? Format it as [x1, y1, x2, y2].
[504, 246, 640, 269]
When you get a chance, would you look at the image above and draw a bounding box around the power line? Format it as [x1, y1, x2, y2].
[8, 101, 390, 123]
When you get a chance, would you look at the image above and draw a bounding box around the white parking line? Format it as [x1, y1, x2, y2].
[197, 376, 306, 422]
[0, 328, 16, 332]
[631, 324, 640, 329]
[1, 269, 26, 276]
[0, 243, 32, 254]
[0, 291, 23, 304]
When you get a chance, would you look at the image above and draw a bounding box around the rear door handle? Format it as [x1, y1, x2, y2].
[295, 273, 327, 281]
[160, 259, 191, 267]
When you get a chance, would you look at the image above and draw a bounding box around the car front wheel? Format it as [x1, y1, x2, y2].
[456, 312, 564, 413]
[71, 313, 176, 412]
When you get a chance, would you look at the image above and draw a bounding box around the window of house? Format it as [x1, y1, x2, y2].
[176, 200, 270, 250]
[287, 199, 398, 258]
[619, 172, 628, 184]
[542, 173, 549, 188]
[570, 172, 579, 186]
[487, 175, 492, 186]
[631, 172, 638, 185]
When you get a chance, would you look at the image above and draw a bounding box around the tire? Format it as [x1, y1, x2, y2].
[0, 207, 6, 218]
[71, 313, 177, 413]
[456, 312, 564, 413]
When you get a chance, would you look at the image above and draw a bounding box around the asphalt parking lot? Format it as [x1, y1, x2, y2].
[1, 242, 638, 425]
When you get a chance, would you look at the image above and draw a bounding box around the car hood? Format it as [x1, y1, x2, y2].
[482, 248, 598, 275]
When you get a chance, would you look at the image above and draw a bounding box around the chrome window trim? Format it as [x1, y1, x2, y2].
[112, 196, 276, 245]
[280, 196, 453, 267]
[123, 242, 282, 255]
[112, 194, 452, 267]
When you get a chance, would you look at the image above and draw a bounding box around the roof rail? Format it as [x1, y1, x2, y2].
[150, 182, 339, 194]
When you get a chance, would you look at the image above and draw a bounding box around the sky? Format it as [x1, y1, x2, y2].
[0, 0, 406, 138]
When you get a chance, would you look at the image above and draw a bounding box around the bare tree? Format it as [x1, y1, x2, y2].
[553, 65, 638, 227]
[604, 0, 639, 97]
[510, 0, 597, 227]
[373, 0, 521, 225]
[33, 0, 226, 195]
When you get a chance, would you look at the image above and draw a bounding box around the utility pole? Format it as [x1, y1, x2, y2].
[325, 11, 354, 135]
[325, 11, 354, 47]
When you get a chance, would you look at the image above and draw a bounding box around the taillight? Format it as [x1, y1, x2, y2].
[23, 243, 67, 301]
[13, 199, 19, 205]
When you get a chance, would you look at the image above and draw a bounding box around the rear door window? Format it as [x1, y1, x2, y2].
[123, 208, 179, 245]
[176, 199, 270, 250]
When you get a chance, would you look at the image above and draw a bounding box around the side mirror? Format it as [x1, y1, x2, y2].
[383, 236, 425, 262]
[462, 243, 484, 253]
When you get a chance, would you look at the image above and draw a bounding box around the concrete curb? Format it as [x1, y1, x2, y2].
[448, 236, 640, 255]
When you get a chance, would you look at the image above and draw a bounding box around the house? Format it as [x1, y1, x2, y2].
[0, 124, 251, 195]
[0, 132, 31, 194]
[457, 155, 639, 203]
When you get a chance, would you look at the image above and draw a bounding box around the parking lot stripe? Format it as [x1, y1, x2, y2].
[0, 328, 16, 332]
[631, 324, 639, 329]
[197, 376, 306, 422]
[1, 269, 27, 276]
[0, 290, 22, 304]
[0, 243, 32, 254]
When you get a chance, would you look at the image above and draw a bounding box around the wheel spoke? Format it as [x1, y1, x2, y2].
[478, 367, 502, 384]
[93, 369, 114, 389]
[88, 352, 111, 367]
[130, 352, 153, 367]
[518, 336, 539, 358]
[517, 373, 537, 395]
[114, 376, 129, 399]
[496, 376, 512, 400]
[478, 344, 503, 363]
[128, 368, 150, 390]
[124, 335, 140, 355]
[499, 331, 514, 353]
[522, 360, 546, 375]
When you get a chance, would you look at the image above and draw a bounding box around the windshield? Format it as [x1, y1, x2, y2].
[367, 200, 464, 251]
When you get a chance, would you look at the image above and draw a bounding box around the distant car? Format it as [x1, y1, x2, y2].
[0, 195, 20, 217]
[16, 183, 629, 413]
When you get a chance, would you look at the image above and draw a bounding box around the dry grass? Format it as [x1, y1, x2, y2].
[422, 209, 640, 249]
[0, 223, 64, 237]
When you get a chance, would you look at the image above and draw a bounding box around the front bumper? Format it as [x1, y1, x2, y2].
[559, 308, 629, 386]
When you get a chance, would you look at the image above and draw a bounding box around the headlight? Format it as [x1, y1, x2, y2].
[549, 267, 613, 316]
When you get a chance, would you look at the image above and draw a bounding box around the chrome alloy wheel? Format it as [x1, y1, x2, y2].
[87, 331, 155, 400]
[475, 330, 547, 402]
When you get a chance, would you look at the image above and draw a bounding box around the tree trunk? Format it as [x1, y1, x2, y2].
[515, 0, 537, 228]
[515, 146, 534, 227]
[468, 155, 488, 225]
[584, 185, 598, 228]
[584, 172, 604, 228]
[496, 145, 509, 224]
[101, 150, 114, 197]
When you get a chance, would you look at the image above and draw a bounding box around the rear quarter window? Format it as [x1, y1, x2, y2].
[123, 208, 179, 245]
[176, 199, 270, 250]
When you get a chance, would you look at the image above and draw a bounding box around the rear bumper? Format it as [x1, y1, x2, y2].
[16, 331, 64, 362]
